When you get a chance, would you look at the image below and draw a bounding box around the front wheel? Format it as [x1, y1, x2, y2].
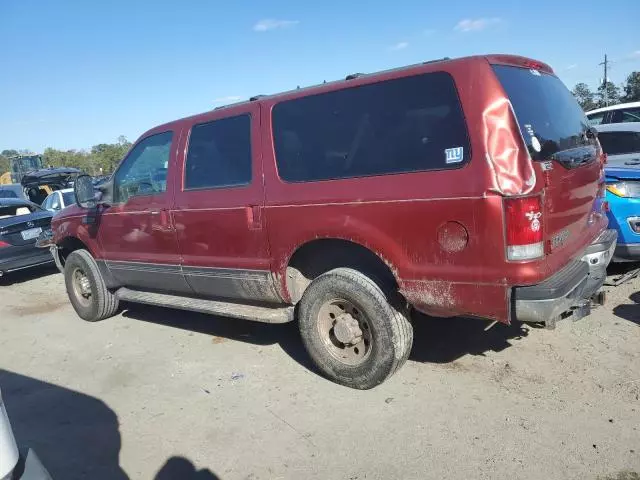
[64, 249, 119, 321]
[298, 268, 413, 389]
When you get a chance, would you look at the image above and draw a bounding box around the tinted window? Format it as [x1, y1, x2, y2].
[620, 107, 640, 123]
[272, 72, 470, 182]
[493, 66, 593, 161]
[114, 131, 173, 203]
[598, 131, 640, 155]
[185, 115, 252, 190]
[62, 191, 75, 206]
[587, 112, 606, 125]
[0, 203, 39, 218]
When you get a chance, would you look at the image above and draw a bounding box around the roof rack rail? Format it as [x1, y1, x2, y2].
[423, 57, 451, 65]
[250, 95, 266, 101]
[345, 73, 365, 80]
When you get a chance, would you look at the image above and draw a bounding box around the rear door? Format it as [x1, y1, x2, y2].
[493, 65, 605, 268]
[173, 104, 279, 303]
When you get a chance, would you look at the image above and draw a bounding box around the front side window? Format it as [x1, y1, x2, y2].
[619, 107, 640, 123]
[114, 131, 173, 203]
[62, 191, 75, 207]
[272, 72, 470, 182]
[598, 131, 640, 155]
[184, 115, 252, 190]
[50, 193, 61, 210]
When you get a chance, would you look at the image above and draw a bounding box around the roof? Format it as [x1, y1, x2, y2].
[594, 122, 640, 133]
[586, 101, 640, 115]
[146, 53, 552, 135]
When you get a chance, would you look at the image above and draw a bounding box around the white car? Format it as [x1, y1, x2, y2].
[0, 387, 51, 479]
[594, 122, 640, 168]
[41, 188, 75, 213]
[586, 101, 640, 125]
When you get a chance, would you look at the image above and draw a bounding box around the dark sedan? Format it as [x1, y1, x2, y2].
[0, 199, 54, 277]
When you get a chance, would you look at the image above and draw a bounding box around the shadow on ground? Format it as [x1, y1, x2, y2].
[122, 304, 529, 372]
[0, 263, 58, 286]
[0, 369, 222, 480]
[613, 292, 640, 326]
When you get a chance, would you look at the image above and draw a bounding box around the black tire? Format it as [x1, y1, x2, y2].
[64, 249, 119, 322]
[298, 268, 413, 389]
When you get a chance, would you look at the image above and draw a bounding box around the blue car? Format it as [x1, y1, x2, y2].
[606, 166, 640, 261]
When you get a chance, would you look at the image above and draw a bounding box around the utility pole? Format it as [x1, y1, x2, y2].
[599, 54, 610, 106]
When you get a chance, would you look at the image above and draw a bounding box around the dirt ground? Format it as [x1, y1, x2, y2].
[0, 265, 639, 480]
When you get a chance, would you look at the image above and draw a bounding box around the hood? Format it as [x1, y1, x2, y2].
[21, 167, 80, 188]
[605, 166, 640, 181]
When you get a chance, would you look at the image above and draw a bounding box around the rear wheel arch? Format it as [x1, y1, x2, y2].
[283, 238, 402, 304]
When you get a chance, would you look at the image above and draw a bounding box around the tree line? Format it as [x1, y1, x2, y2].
[0, 136, 132, 178]
[572, 71, 640, 111]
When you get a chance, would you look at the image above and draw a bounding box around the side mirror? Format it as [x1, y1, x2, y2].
[74, 174, 97, 209]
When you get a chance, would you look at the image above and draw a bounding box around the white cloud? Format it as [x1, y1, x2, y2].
[629, 50, 640, 59]
[454, 17, 501, 32]
[253, 19, 299, 32]
[388, 41, 409, 51]
[214, 96, 242, 104]
[565, 64, 578, 70]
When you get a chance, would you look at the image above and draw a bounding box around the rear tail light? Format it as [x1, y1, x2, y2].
[504, 195, 544, 261]
[0, 240, 9, 248]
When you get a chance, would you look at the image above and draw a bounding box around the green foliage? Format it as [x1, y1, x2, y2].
[39, 137, 131, 175]
[572, 83, 597, 111]
[621, 72, 640, 103]
[595, 81, 621, 109]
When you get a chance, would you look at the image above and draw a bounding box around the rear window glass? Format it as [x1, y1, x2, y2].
[184, 114, 252, 190]
[493, 65, 593, 161]
[272, 71, 471, 182]
[598, 131, 640, 155]
[587, 112, 606, 126]
[0, 204, 38, 218]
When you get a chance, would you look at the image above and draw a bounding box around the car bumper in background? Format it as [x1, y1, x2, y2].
[513, 229, 617, 327]
[10, 449, 52, 480]
[613, 243, 640, 262]
[0, 246, 53, 276]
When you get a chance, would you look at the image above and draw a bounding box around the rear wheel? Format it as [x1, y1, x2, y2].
[64, 249, 119, 321]
[298, 268, 413, 389]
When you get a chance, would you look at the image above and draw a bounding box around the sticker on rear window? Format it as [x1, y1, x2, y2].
[445, 147, 464, 164]
[529, 69, 541, 76]
[531, 136, 542, 152]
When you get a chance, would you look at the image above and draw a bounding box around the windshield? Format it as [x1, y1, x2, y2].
[62, 191, 76, 206]
[493, 65, 593, 161]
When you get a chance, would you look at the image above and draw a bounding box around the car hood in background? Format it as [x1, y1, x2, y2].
[605, 167, 640, 181]
[21, 167, 81, 188]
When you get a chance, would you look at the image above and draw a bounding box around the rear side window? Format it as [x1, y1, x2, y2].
[598, 131, 640, 155]
[184, 115, 252, 190]
[272, 72, 470, 182]
[611, 107, 640, 123]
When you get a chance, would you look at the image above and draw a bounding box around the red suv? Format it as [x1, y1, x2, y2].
[43, 54, 616, 389]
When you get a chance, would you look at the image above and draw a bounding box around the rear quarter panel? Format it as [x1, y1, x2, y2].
[261, 58, 515, 321]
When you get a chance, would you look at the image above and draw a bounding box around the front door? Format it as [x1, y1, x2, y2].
[97, 129, 190, 293]
[173, 104, 279, 303]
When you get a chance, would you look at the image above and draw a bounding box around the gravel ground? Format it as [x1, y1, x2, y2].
[0, 264, 639, 480]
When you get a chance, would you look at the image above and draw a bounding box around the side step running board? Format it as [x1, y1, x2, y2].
[116, 288, 294, 324]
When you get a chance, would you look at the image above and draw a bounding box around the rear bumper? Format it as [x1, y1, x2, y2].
[513, 229, 617, 325]
[0, 247, 53, 275]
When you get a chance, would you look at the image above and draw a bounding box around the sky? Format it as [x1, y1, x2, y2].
[1, 0, 639, 153]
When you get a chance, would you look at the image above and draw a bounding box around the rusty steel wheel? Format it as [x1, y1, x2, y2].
[71, 267, 92, 308]
[317, 299, 372, 366]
